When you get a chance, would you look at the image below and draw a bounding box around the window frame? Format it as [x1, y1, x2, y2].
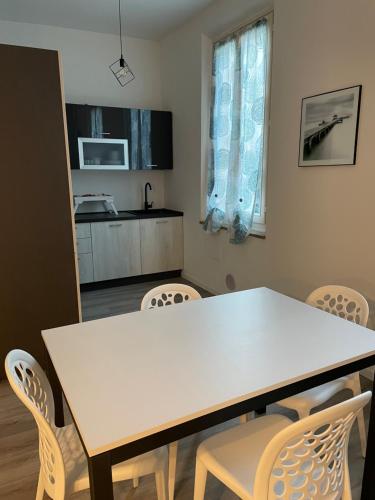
[201, 11, 273, 237]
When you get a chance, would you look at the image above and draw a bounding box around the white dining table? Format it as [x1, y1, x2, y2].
[42, 287, 375, 500]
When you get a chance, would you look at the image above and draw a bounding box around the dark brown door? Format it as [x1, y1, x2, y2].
[0, 44, 80, 378]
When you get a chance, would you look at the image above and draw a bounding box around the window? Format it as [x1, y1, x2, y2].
[203, 15, 272, 242]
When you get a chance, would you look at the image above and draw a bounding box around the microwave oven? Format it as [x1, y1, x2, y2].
[77, 138, 129, 170]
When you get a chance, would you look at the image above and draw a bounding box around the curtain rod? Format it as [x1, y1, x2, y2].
[214, 8, 273, 43]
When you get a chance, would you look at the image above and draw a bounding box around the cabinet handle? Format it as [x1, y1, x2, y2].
[109, 223, 122, 227]
[156, 220, 169, 224]
[101, 132, 111, 135]
[146, 164, 158, 168]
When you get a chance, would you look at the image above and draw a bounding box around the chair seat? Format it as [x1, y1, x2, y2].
[197, 414, 291, 499]
[56, 423, 167, 494]
[278, 375, 353, 414]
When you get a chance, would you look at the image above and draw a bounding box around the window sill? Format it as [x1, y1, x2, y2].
[199, 220, 266, 239]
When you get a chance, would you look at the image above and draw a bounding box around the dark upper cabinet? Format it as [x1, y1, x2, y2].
[66, 103, 173, 170]
[150, 111, 173, 170]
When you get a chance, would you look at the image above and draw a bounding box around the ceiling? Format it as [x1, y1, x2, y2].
[0, 0, 215, 40]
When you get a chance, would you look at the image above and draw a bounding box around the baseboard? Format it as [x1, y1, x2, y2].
[181, 271, 220, 295]
[80, 270, 182, 292]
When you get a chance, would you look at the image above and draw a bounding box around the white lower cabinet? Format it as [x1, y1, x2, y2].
[77, 253, 94, 284]
[91, 220, 141, 281]
[140, 217, 183, 274]
[76, 216, 183, 284]
[75, 223, 94, 284]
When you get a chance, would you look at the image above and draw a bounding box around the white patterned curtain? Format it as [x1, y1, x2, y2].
[203, 18, 270, 244]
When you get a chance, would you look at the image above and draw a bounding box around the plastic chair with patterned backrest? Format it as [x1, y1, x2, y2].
[141, 283, 202, 500]
[306, 285, 369, 325]
[141, 283, 202, 310]
[5, 350, 65, 500]
[277, 285, 370, 459]
[194, 392, 371, 500]
[256, 392, 371, 500]
[5, 349, 169, 500]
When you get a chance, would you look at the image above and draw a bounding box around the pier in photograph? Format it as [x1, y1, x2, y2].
[304, 114, 348, 154]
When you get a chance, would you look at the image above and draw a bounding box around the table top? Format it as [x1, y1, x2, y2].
[42, 287, 375, 457]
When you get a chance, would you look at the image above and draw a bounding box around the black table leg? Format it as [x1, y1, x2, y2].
[255, 406, 267, 415]
[46, 354, 64, 427]
[88, 453, 114, 500]
[360, 378, 375, 500]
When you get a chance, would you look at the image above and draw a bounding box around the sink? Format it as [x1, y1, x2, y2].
[126, 209, 171, 216]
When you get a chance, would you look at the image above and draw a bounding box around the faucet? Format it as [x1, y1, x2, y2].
[144, 182, 153, 211]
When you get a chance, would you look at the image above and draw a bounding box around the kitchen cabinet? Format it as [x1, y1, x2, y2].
[75, 223, 94, 284]
[76, 223, 91, 239]
[66, 104, 130, 171]
[149, 111, 173, 170]
[140, 217, 183, 275]
[66, 104, 173, 170]
[75, 214, 183, 285]
[91, 220, 141, 281]
[77, 253, 94, 284]
[66, 104, 130, 139]
[76, 237, 92, 254]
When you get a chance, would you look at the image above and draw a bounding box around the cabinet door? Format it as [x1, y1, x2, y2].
[78, 253, 94, 284]
[75, 223, 91, 239]
[66, 104, 81, 169]
[76, 237, 92, 254]
[127, 110, 173, 170]
[69, 104, 130, 139]
[150, 111, 173, 169]
[91, 220, 141, 281]
[101, 106, 130, 139]
[140, 217, 183, 274]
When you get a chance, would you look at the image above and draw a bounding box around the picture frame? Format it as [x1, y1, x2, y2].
[298, 85, 362, 167]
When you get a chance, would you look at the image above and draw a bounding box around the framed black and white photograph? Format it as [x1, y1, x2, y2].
[298, 85, 362, 167]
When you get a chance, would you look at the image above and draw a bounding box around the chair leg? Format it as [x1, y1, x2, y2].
[168, 441, 178, 500]
[255, 406, 267, 416]
[36, 470, 44, 500]
[349, 373, 367, 458]
[194, 458, 208, 500]
[342, 462, 352, 500]
[133, 477, 139, 488]
[296, 408, 310, 420]
[239, 411, 255, 424]
[155, 464, 168, 500]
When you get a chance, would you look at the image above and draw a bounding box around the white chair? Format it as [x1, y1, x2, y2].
[194, 391, 371, 500]
[141, 282, 202, 310]
[141, 282, 202, 500]
[277, 285, 369, 458]
[5, 349, 169, 500]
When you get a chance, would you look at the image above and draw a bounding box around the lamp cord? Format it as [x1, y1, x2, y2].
[119, 0, 124, 58]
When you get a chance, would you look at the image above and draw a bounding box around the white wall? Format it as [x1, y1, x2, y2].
[161, 0, 375, 323]
[0, 19, 165, 211]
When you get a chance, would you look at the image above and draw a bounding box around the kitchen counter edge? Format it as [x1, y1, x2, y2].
[75, 209, 184, 224]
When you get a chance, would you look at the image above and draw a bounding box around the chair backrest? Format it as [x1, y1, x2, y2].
[141, 283, 202, 310]
[5, 350, 65, 499]
[254, 391, 371, 500]
[306, 285, 369, 326]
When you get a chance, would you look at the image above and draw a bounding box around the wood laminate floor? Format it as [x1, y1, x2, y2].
[0, 279, 371, 499]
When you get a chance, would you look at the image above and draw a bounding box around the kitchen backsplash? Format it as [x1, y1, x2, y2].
[72, 170, 165, 213]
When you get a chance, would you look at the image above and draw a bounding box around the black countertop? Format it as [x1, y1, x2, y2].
[75, 209, 183, 224]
